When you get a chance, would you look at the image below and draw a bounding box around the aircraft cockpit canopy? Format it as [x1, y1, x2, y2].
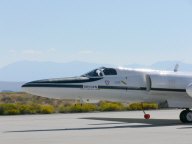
[82, 67, 117, 77]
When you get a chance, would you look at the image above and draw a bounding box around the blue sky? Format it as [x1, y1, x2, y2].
[0, 0, 192, 67]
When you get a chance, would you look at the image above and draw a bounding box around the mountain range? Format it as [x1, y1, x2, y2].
[0, 81, 25, 92]
[0, 60, 192, 82]
[0, 60, 192, 92]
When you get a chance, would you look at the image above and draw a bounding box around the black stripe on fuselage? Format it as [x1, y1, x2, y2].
[98, 86, 146, 90]
[23, 84, 83, 88]
[22, 83, 186, 92]
[32, 77, 103, 84]
[150, 88, 186, 92]
[22, 77, 102, 88]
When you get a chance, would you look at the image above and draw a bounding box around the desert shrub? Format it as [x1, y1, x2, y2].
[69, 104, 97, 113]
[16, 104, 31, 114]
[0, 103, 55, 115]
[0, 104, 20, 115]
[142, 103, 158, 109]
[27, 103, 41, 114]
[39, 105, 55, 114]
[127, 103, 158, 110]
[0, 92, 159, 115]
[59, 103, 97, 113]
[99, 101, 125, 111]
[0, 106, 3, 114]
[127, 103, 143, 110]
[16, 103, 38, 114]
[58, 105, 71, 113]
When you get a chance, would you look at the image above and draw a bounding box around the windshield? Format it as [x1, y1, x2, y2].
[82, 67, 105, 77]
[103, 68, 117, 75]
[82, 67, 117, 77]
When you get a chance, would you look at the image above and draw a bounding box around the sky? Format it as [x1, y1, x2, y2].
[0, 0, 192, 67]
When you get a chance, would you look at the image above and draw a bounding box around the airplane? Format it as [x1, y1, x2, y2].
[22, 66, 192, 123]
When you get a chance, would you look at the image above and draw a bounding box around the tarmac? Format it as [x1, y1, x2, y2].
[0, 109, 192, 144]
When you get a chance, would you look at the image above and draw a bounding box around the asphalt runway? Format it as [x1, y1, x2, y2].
[1, 109, 192, 144]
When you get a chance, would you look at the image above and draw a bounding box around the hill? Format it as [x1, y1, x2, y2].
[0, 60, 192, 82]
[0, 61, 108, 81]
[0, 81, 25, 92]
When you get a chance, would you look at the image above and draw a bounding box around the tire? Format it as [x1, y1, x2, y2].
[180, 110, 187, 123]
[180, 110, 192, 123]
[185, 111, 192, 123]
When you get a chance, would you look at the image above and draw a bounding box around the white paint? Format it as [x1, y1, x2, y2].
[23, 67, 192, 108]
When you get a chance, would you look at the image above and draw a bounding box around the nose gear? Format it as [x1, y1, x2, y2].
[180, 109, 192, 123]
[141, 103, 151, 120]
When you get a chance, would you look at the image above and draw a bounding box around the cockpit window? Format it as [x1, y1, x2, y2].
[103, 68, 117, 75]
[82, 68, 104, 77]
[82, 67, 117, 77]
[88, 69, 102, 77]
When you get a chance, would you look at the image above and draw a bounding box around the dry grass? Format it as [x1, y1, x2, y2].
[0, 92, 158, 115]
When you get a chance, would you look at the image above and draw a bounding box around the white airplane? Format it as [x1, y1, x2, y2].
[22, 66, 192, 123]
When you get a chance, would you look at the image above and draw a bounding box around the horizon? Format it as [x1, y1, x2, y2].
[0, 59, 190, 68]
[1, 60, 192, 83]
[1, 1, 192, 67]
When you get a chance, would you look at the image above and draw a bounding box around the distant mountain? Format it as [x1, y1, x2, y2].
[126, 61, 192, 71]
[151, 61, 192, 71]
[0, 60, 192, 82]
[0, 61, 111, 82]
[0, 81, 25, 92]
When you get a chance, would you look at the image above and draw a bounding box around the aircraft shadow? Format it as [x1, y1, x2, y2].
[5, 117, 190, 133]
[84, 117, 183, 127]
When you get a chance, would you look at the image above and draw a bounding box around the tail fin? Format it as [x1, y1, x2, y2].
[174, 64, 179, 72]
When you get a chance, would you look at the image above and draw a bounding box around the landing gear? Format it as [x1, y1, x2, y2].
[180, 109, 192, 123]
[144, 113, 151, 119]
[141, 103, 151, 120]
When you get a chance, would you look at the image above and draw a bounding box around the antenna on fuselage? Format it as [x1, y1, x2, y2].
[174, 64, 179, 72]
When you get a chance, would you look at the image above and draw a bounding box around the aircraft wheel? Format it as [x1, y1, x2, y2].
[180, 110, 192, 123]
[180, 110, 187, 123]
[185, 110, 192, 123]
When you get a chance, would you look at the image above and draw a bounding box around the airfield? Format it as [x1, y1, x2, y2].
[0, 109, 192, 144]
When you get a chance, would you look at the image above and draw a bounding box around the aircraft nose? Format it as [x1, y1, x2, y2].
[22, 80, 47, 88]
[22, 79, 59, 95]
[22, 82, 33, 88]
[22, 76, 91, 88]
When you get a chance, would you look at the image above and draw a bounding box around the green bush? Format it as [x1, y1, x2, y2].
[142, 103, 158, 109]
[99, 101, 125, 111]
[0, 104, 20, 115]
[17, 104, 34, 114]
[127, 103, 143, 110]
[59, 104, 97, 113]
[0, 103, 55, 115]
[127, 102, 158, 110]
[0, 92, 159, 115]
[58, 105, 71, 113]
[39, 105, 55, 114]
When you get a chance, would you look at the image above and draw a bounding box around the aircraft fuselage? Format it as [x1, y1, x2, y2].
[22, 67, 192, 108]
